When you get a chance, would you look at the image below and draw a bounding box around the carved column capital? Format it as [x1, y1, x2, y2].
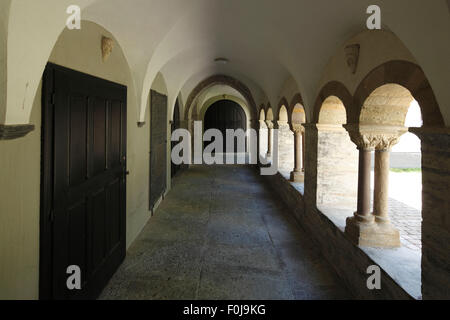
[259, 120, 267, 129]
[265, 121, 274, 129]
[291, 124, 304, 134]
[344, 124, 407, 151]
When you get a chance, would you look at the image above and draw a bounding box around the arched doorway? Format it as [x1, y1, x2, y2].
[204, 100, 247, 153]
[171, 99, 181, 178]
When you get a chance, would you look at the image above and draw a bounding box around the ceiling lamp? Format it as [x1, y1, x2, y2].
[214, 58, 229, 64]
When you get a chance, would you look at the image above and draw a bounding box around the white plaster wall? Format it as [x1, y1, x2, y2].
[317, 30, 417, 109]
[0, 81, 42, 299]
[0, 21, 152, 299]
[0, 0, 11, 123]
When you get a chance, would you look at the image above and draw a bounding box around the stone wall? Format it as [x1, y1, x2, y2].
[262, 171, 413, 300]
[414, 128, 450, 299]
[277, 123, 294, 174]
[316, 126, 358, 208]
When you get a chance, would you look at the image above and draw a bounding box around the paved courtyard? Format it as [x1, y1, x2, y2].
[379, 171, 422, 251]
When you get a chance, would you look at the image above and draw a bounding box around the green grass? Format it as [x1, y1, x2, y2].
[390, 168, 422, 173]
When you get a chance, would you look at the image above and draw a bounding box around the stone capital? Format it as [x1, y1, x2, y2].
[259, 120, 268, 129]
[344, 124, 407, 151]
[265, 121, 274, 129]
[291, 123, 304, 134]
[277, 120, 290, 129]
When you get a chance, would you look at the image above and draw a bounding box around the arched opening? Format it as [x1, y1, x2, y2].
[265, 107, 274, 160]
[277, 105, 294, 176]
[204, 99, 247, 154]
[360, 84, 422, 252]
[171, 98, 182, 178]
[289, 103, 306, 183]
[259, 108, 268, 159]
[316, 96, 358, 209]
[318, 96, 347, 125]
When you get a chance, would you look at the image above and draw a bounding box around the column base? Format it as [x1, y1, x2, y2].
[290, 171, 304, 182]
[345, 216, 401, 248]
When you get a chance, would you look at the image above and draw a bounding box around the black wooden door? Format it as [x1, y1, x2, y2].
[171, 99, 181, 178]
[149, 90, 168, 211]
[204, 100, 247, 152]
[41, 63, 127, 300]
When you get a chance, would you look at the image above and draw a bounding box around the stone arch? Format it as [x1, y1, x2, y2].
[277, 97, 289, 121]
[313, 81, 353, 124]
[353, 60, 444, 126]
[318, 96, 347, 125]
[184, 75, 258, 121]
[359, 84, 414, 126]
[278, 105, 288, 122]
[288, 93, 306, 129]
[266, 105, 274, 121]
[259, 108, 266, 121]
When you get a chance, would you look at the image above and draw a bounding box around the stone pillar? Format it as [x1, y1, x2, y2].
[410, 127, 450, 299]
[259, 120, 268, 163]
[290, 126, 304, 182]
[266, 121, 274, 159]
[373, 148, 391, 223]
[344, 124, 406, 248]
[301, 132, 306, 172]
[355, 148, 373, 222]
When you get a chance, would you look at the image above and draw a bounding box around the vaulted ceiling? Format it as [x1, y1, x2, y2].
[3, 0, 450, 125]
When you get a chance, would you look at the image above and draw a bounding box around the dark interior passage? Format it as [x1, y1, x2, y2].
[204, 100, 247, 153]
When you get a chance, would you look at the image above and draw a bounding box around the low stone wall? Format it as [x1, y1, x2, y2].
[262, 171, 412, 300]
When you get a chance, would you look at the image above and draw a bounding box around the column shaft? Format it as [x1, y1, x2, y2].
[267, 127, 273, 157]
[293, 131, 302, 172]
[356, 149, 372, 220]
[374, 149, 390, 223]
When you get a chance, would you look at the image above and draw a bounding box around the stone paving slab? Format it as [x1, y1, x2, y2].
[100, 165, 351, 300]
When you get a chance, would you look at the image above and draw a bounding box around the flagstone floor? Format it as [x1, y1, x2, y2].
[100, 165, 351, 300]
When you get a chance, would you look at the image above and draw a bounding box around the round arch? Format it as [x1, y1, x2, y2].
[288, 93, 306, 125]
[313, 81, 353, 124]
[184, 75, 258, 121]
[353, 60, 444, 126]
[277, 97, 289, 121]
[259, 107, 266, 121]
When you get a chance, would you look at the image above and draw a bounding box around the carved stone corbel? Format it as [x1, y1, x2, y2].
[101, 36, 114, 62]
[345, 44, 360, 74]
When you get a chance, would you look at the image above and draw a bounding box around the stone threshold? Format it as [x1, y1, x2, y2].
[266, 170, 421, 300]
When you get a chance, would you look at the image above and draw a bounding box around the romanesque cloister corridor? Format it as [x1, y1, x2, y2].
[100, 165, 350, 300]
[1, 1, 449, 303]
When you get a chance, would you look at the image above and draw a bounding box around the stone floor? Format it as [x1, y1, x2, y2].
[100, 165, 351, 300]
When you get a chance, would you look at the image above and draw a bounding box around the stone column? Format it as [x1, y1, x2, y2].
[355, 147, 373, 222]
[373, 148, 390, 223]
[266, 121, 274, 159]
[344, 124, 406, 248]
[301, 132, 306, 172]
[290, 126, 304, 182]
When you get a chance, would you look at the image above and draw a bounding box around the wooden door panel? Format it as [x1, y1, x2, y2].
[41, 63, 127, 300]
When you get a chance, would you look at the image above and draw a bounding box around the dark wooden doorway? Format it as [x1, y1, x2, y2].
[149, 90, 168, 212]
[204, 100, 247, 152]
[171, 99, 182, 178]
[40, 63, 127, 300]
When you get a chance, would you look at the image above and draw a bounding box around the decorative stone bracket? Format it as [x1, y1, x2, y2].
[345, 44, 360, 74]
[101, 36, 114, 62]
[344, 124, 407, 150]
[0, 124, 35, 140]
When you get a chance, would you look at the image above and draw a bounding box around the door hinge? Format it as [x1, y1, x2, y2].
[50, 92, 56, 105]
[49, 209, 54, 222]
